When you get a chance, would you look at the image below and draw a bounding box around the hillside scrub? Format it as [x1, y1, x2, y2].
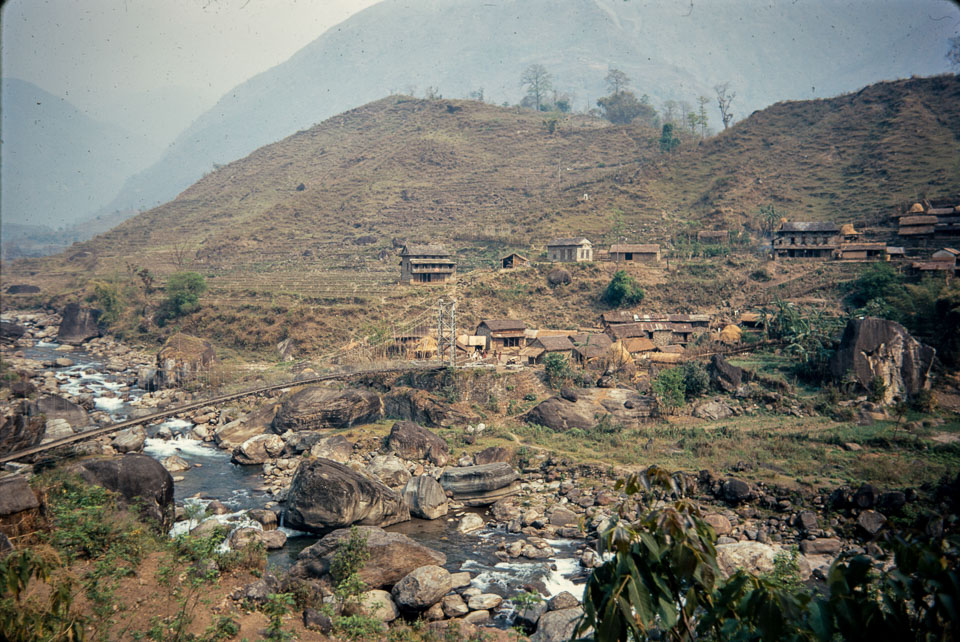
[157, 271, 207, 326]
[603, 270, 645, 307]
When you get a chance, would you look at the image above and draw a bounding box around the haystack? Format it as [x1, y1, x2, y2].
[840, 223, 858, 236]
[719, 324, 742, 344]
[414, 335, 438, 358]
[908, 203, 924, 213]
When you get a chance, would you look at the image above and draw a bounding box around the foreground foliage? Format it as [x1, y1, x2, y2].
[579, 467, 960, 641]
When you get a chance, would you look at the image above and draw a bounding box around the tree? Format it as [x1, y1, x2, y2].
[659, 123, 680, 152]
[947, 35, 960, 70]
[714, 82, 735, 129]
[652, 367, 686, 413]
[758, 204, 780, 235]
[662, 99, 679, 125]
[520, 64, 552, 111]
[157, 271, 207, 326]
[696, 95, 710, 138]
[605, 68, 630, 95]
[597, 90, 657, 125]
[603, 270, 645, 307]
[543, 353, 573, 389]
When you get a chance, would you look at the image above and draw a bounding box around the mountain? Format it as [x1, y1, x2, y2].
[100, 0, 957, 216]
[0, 78, 161, 231]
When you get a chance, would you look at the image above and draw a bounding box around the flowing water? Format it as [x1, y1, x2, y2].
[23, 339, 588, 621]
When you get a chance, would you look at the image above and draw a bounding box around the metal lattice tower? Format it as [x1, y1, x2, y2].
[437, 299, 456, 367]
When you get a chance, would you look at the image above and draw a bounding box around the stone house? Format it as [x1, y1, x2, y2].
[773, 222, 841, 259]
[608, 244, 660, 263]
[475, 319, 527, 351]
[399, 244, 456, 284]
[834, 243, 889, 261]
[931, 248, 960, 266]
[547, 238, 593, 262]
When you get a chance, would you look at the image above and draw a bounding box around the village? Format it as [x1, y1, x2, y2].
[391, 199, 959, 379]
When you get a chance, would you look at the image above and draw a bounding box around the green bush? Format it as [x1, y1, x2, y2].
[157, 271, 207, 326]
[543, 353, 573, 389]
[603, 270, 645, 307]
[682, 361, 710, 399]
[653, 367, 686, 413]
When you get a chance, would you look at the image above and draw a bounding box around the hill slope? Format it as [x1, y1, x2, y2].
[99, 0, 958, 216]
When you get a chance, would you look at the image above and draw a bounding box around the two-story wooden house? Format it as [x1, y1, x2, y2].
[399, 244, 456, 284]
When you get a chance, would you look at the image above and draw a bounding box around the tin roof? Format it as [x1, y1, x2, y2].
[779, 222, 840, 233]
[548, 237, 592, 247]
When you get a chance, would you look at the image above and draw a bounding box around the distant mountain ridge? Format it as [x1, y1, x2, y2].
[99, 0, 957, 217]
[0, 78, 161, 231]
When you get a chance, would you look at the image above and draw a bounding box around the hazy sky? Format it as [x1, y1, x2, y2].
[1, 0, 379, 139]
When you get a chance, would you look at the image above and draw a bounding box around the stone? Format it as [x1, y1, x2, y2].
[531, 607, 587, 642]
[716, 542, 810, 580]
[155, 334, 217, 389]
[797, 511, 819, 533]
[273, 386, 383, 431]
[260, 530, 287, 549]
[361, 589, 399, 622]
[385, 421, 449, 465]
[0, 532, 12, 556]
[368, 455, 412, 488]
[721, 478, 753, 504]
[458, 513, 485, 534]
[515, 602, 548, 633]
[524, 388, 657, 431]
[852, 484, 877, 509]
[247, 508, 278, 530]
[428, 620, 478, 640]
[710, 354, 745, 393]
[423, 602, 446, 621]
[191, 518, 228, 538]
[112, 426, 146, 453]
[385, 388, 472, 428]
[303, 608, 333, 633]
[799, 538, 842, 555]
[57, 303, 101, 345]
[473, 446, 513, 465]
[213, 403, 279, 450]
[703, 513, 732, 536]
[391, 565, 452, 611]
[54, 357, 75, 368]
[548, 591, 579, 611]
[207, 500, 230, 515]
[829, 317, 935, 405]
[402, 475, 448, 520]
[0, 476, 41, 536]
[240, 573, 279, 603]
[161, 455, 191, 473]
[231, 434, 285, 465]
[523, 397, 594, 432]
[42, 418, 74, 443]
[449, 571, 472, 589]
[309, 434, 355, 463]
[547, 268, 571, 287]
[292, 526, 445, 589]
[69, 454, 175, 531]
[693, 400, 734, 420]
[549, 507, 578, 527]
[442, 594, 469, 617]
[30, 395, 89, 429]
[857, 510, 887, 536]
[463, 609, 490, 624]
[0, 320, 26, 343]
[0, 408, 45, 456]
[229, 527, 265, 550]
[439, 462, 520, 506]
[284, 458, 409, 533]
[877, 491, 906, 514]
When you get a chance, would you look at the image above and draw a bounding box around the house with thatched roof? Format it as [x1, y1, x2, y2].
[773, 222, 841, 259]
[399, 244, 456, 284]
[500, 252, 529, 270]
[523, 335, 575, 364]
[476, 319, 527, 351]
[834, 242, 888, 261]
[608, 244, 660, 263]
[697, 230, 728, 244]
[547, 238, 593, 262]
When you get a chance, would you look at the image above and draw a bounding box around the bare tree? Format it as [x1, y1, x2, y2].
[605, 68, 630, 95]
[714, 82, 735, 129]
[170, 241, 192, 269]
[521, 64, 553, 111]
[948, 35, 960, 70]
[696, 95, 710, 138]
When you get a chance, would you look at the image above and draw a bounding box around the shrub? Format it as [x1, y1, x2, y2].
[88, 281, 124, 325]
[653, 367, 686, 413]
[603, 270, 645, 307]
[157, 271, 207, 325]
[682, 361, 710, 399]
[543, 353, 572, 388]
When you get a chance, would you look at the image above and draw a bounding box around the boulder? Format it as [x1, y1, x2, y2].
[857, 510, 887, 537]
[155, 334, 218, 389]
[360, 589, 399, 622]
[292, 526, 446, 589]
[0, 408, 46, 456]
[721, 478, 753, 505]
[515, 602, 548, 633]
[440, 462, 520, 506]
[302, 608, 333, 633]
[284, 458, 409, 533]
[458, 513, 485, 534]
[524, 388, 657, 431]
[391, 565, 452, 611]
[468, 593, 503, 611]
[548, 591, 579, 611]
[368, 455, 412, 488]
[309, 434, 355, 462]
[0, 321, 25, 343]
[710, 354, 745, 393]
[273, 386, 383, 431]
[0, 476, 40, 533]
[797, 511, 819, 533]
[5, 284, 40, 294]
[442, 594, 469, 618]
[231, 434, 285, 465]
[29, 395, 89, 429]
[69, 454, 175, 531]
[384, 387, 471, 428]
[42, 418, 74, 443]
[693, 400, 734, 420]
[277, 338, 297, 362]
[385, 421, 449, 465]
[523, 397, 593, 432]
[829, 317, 935, 404]
[703, 513, 732, 536]
[474, 446, 513, 465]
[213, 403, 279, 450]
[111, 426, 146, 453]
[716, 541, 811, 580]
[247, 508, 278, 530]
[531, 607, 587, 642]
[402, 475, 448, 520]
[799, 538, 842, 555]
[161, 455, 191, 472]
[57, 303, 101, 345]
[546, 269, 571, 287]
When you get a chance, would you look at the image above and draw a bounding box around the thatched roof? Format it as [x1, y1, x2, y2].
[659, 345, 685, 354]
[646, 352, 683, 363]
[840, 223, 858, 236]
[478, 319, 526, 332]
[623, 337, 656, 353]
[570, 333, 612, 348]
[609, 244, 660, 254]
[601, 311, 637, 324]
[719, 325, 742, 344]
[574, 344, 607, 360]
[908, 203, 925, 213]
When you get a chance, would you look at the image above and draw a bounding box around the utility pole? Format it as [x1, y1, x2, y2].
[438, 299, 457, 368]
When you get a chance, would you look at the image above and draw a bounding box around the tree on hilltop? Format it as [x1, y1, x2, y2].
[521, 64, 553, 111]
[714, 82, 735, 129]
[605, 68, 630, 95]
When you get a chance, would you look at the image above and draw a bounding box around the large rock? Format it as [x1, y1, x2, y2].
[0, 406, 45, 456]
[524, 388, 657, 431]
[473, 446, 513, 465]
[368, 455, 411, 488]
[56, 303, 101, 345]
[391, 565, 452, 611]
[531, 607, 588, 642]
[273, 386, 384, 431]
[292, 525, 446, 588]
[309, 434, 355, 462]
[402, 475, 448, 520]
[111, 426, 146, 453]
[716, 541, 811, 580]
[384, 387, 471, 427]
[69, 454, 175, 531]
[0, 476, 41, 535]
[693, 400, 733, 420]
[0, 320, 25, 343]
[710, 354, 745, 393]
[360, 589, 400, 622]
[213, 403, 279, 450]
[829, 317, 935, 404]
[439, 462, 520, 506]
[232, 434, 285, 465]
[284, 458, 409, 533]
[29, 395, 89, 429]
[155, 333, 218, 389]
[385, 421, 449, 465]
